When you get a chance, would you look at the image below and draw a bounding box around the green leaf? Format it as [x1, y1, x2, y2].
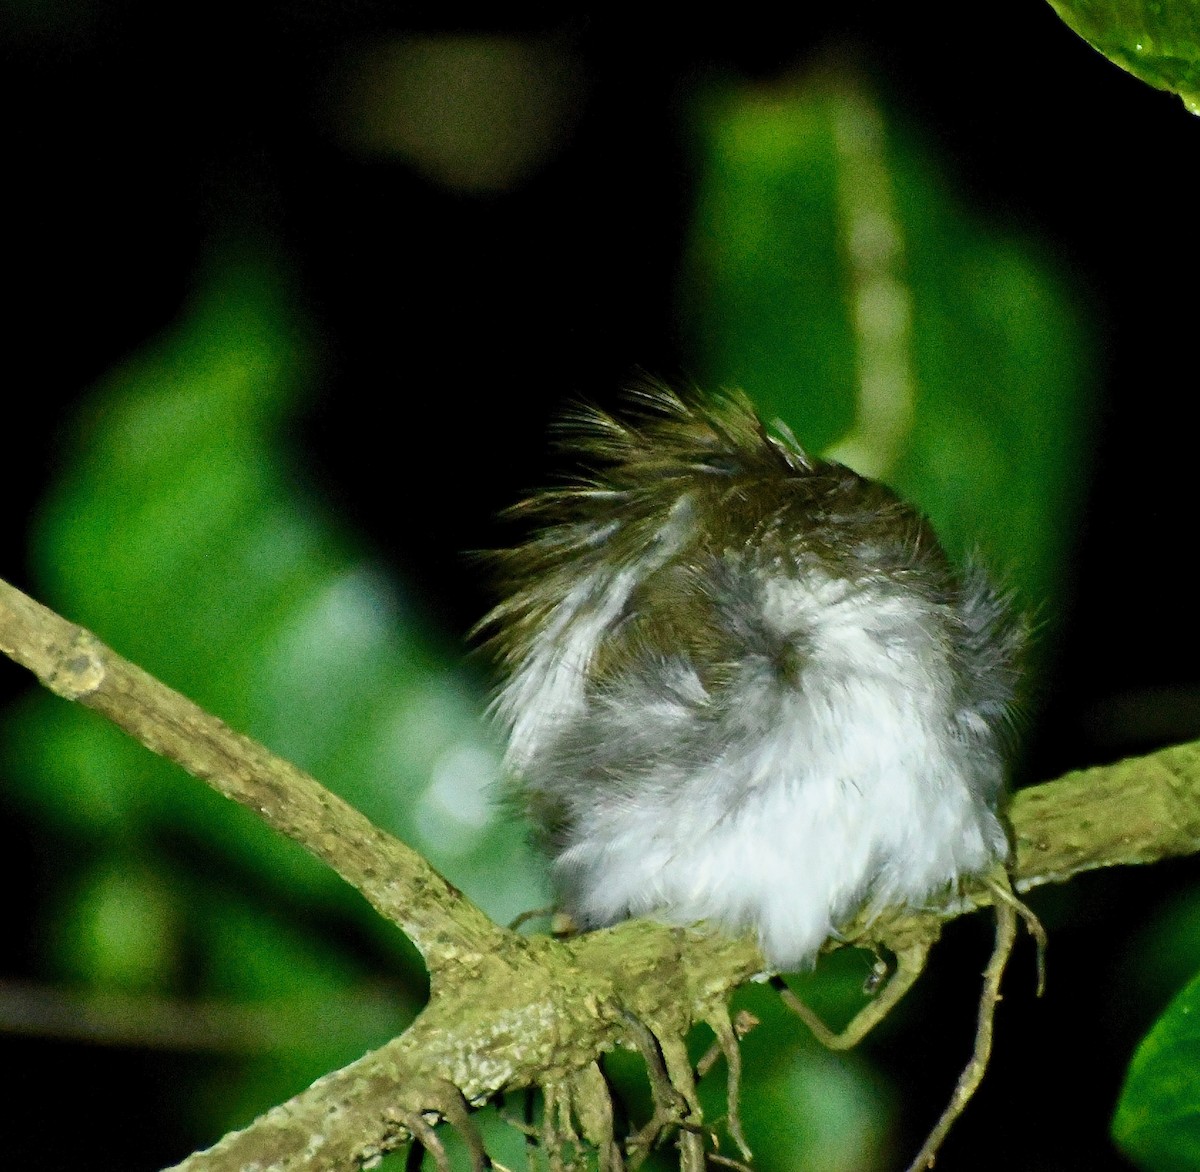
[2, 246, 547, 1136]
[680, 76, 1094, 642]
[1046, 0, 1200, 113]
[1114, 968, 1200, 1169]
[9, 249, 545, 917]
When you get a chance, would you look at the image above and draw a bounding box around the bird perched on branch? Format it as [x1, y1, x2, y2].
[480, 384, 1023, 971]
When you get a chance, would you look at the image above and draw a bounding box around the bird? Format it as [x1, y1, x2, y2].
[479, 383, 1024, 971]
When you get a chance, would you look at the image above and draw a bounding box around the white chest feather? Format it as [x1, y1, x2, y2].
[506, 570, 1008, 971]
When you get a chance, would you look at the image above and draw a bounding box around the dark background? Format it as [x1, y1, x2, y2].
[3, 4, 1199, 1169]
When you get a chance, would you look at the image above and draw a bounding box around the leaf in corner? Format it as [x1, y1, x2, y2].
[1114, 967, 1200, 1170]
[1046, 0, 1200, 113]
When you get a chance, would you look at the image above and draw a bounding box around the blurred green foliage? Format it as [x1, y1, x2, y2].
[680, 78, 1094, 636]
[2, 252, 547, 1140]
[1046, 0, 1200, 113]
[681, 74, 1200, 1172]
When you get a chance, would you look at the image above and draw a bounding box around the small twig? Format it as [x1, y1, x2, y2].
[904, 901, 1018, 1172]
[708, 1154, 755, 1172]
[620, 1011, 690, 1168]
[567, 1062, 624, 1172]
[774, 926, 935, 1050]
[657, 1031, 705, 1172]
[695, 1041, 721, 1082]
[398, 1112, 453, 1172]
[985, 872, 1048, 996]
[702, 1004, 751, 1160]
[556, 1081, 584, 1157]
[697, 1009, 760, 1081]
[496, 1110, 538, 1141]
[508, 907, 557, 932]
[542, 1082, 567, 1172]
[435, 1082, 492, 1172]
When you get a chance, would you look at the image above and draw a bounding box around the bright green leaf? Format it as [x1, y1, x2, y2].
[1046, 0, 1200, 113]
[1114, 967, 1200, 1169]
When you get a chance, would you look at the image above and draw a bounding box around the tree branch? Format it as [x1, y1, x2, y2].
[4, 572, 1200, 1171]
[1011, 742, 1200, 890]
[0, 576, 504, 969]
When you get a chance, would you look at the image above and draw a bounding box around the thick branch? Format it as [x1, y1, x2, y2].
[5, 574, 1200, 1171]
[167, 924, 763, 1172]
[0, 576, 504, 968]
[165, 738, 1200, 1171]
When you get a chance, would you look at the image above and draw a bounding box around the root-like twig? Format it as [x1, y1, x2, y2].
[568, 1062, 624, 1172]
[507, 907, 557, 932]
[774, 931, 935, 1050]
[620, 1011, 692, 1168]
[657, 1030, 706, 1172]
[984, 872, 1048, 996]
[398, 1110, 452, 1172]
[541, 1081, 566, 1172]
[702, 1003, 752, 1160]
[496, 1089, 540, 1142]
[903, 900, 1018, 1172]
[697, 1010, 759, 1081]
[708, 1154, 755, 1171]
[434, 1082, 492, 1172]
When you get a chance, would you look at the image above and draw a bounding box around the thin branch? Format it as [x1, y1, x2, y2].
[702, 1003, 750, 1160]
[903, 902, 1019, 1172]
[774, 922, 938, 1050]
[398, 1110, 453, 1172]
[0, 576, 505, 969]
[1010, 743, 1200, 889]
[434, 1082, 492, 1172]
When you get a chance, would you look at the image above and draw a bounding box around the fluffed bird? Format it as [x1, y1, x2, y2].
[480, 383, 1023, 970]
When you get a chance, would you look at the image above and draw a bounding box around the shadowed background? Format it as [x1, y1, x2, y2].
[2, 5, 1199, 1170]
